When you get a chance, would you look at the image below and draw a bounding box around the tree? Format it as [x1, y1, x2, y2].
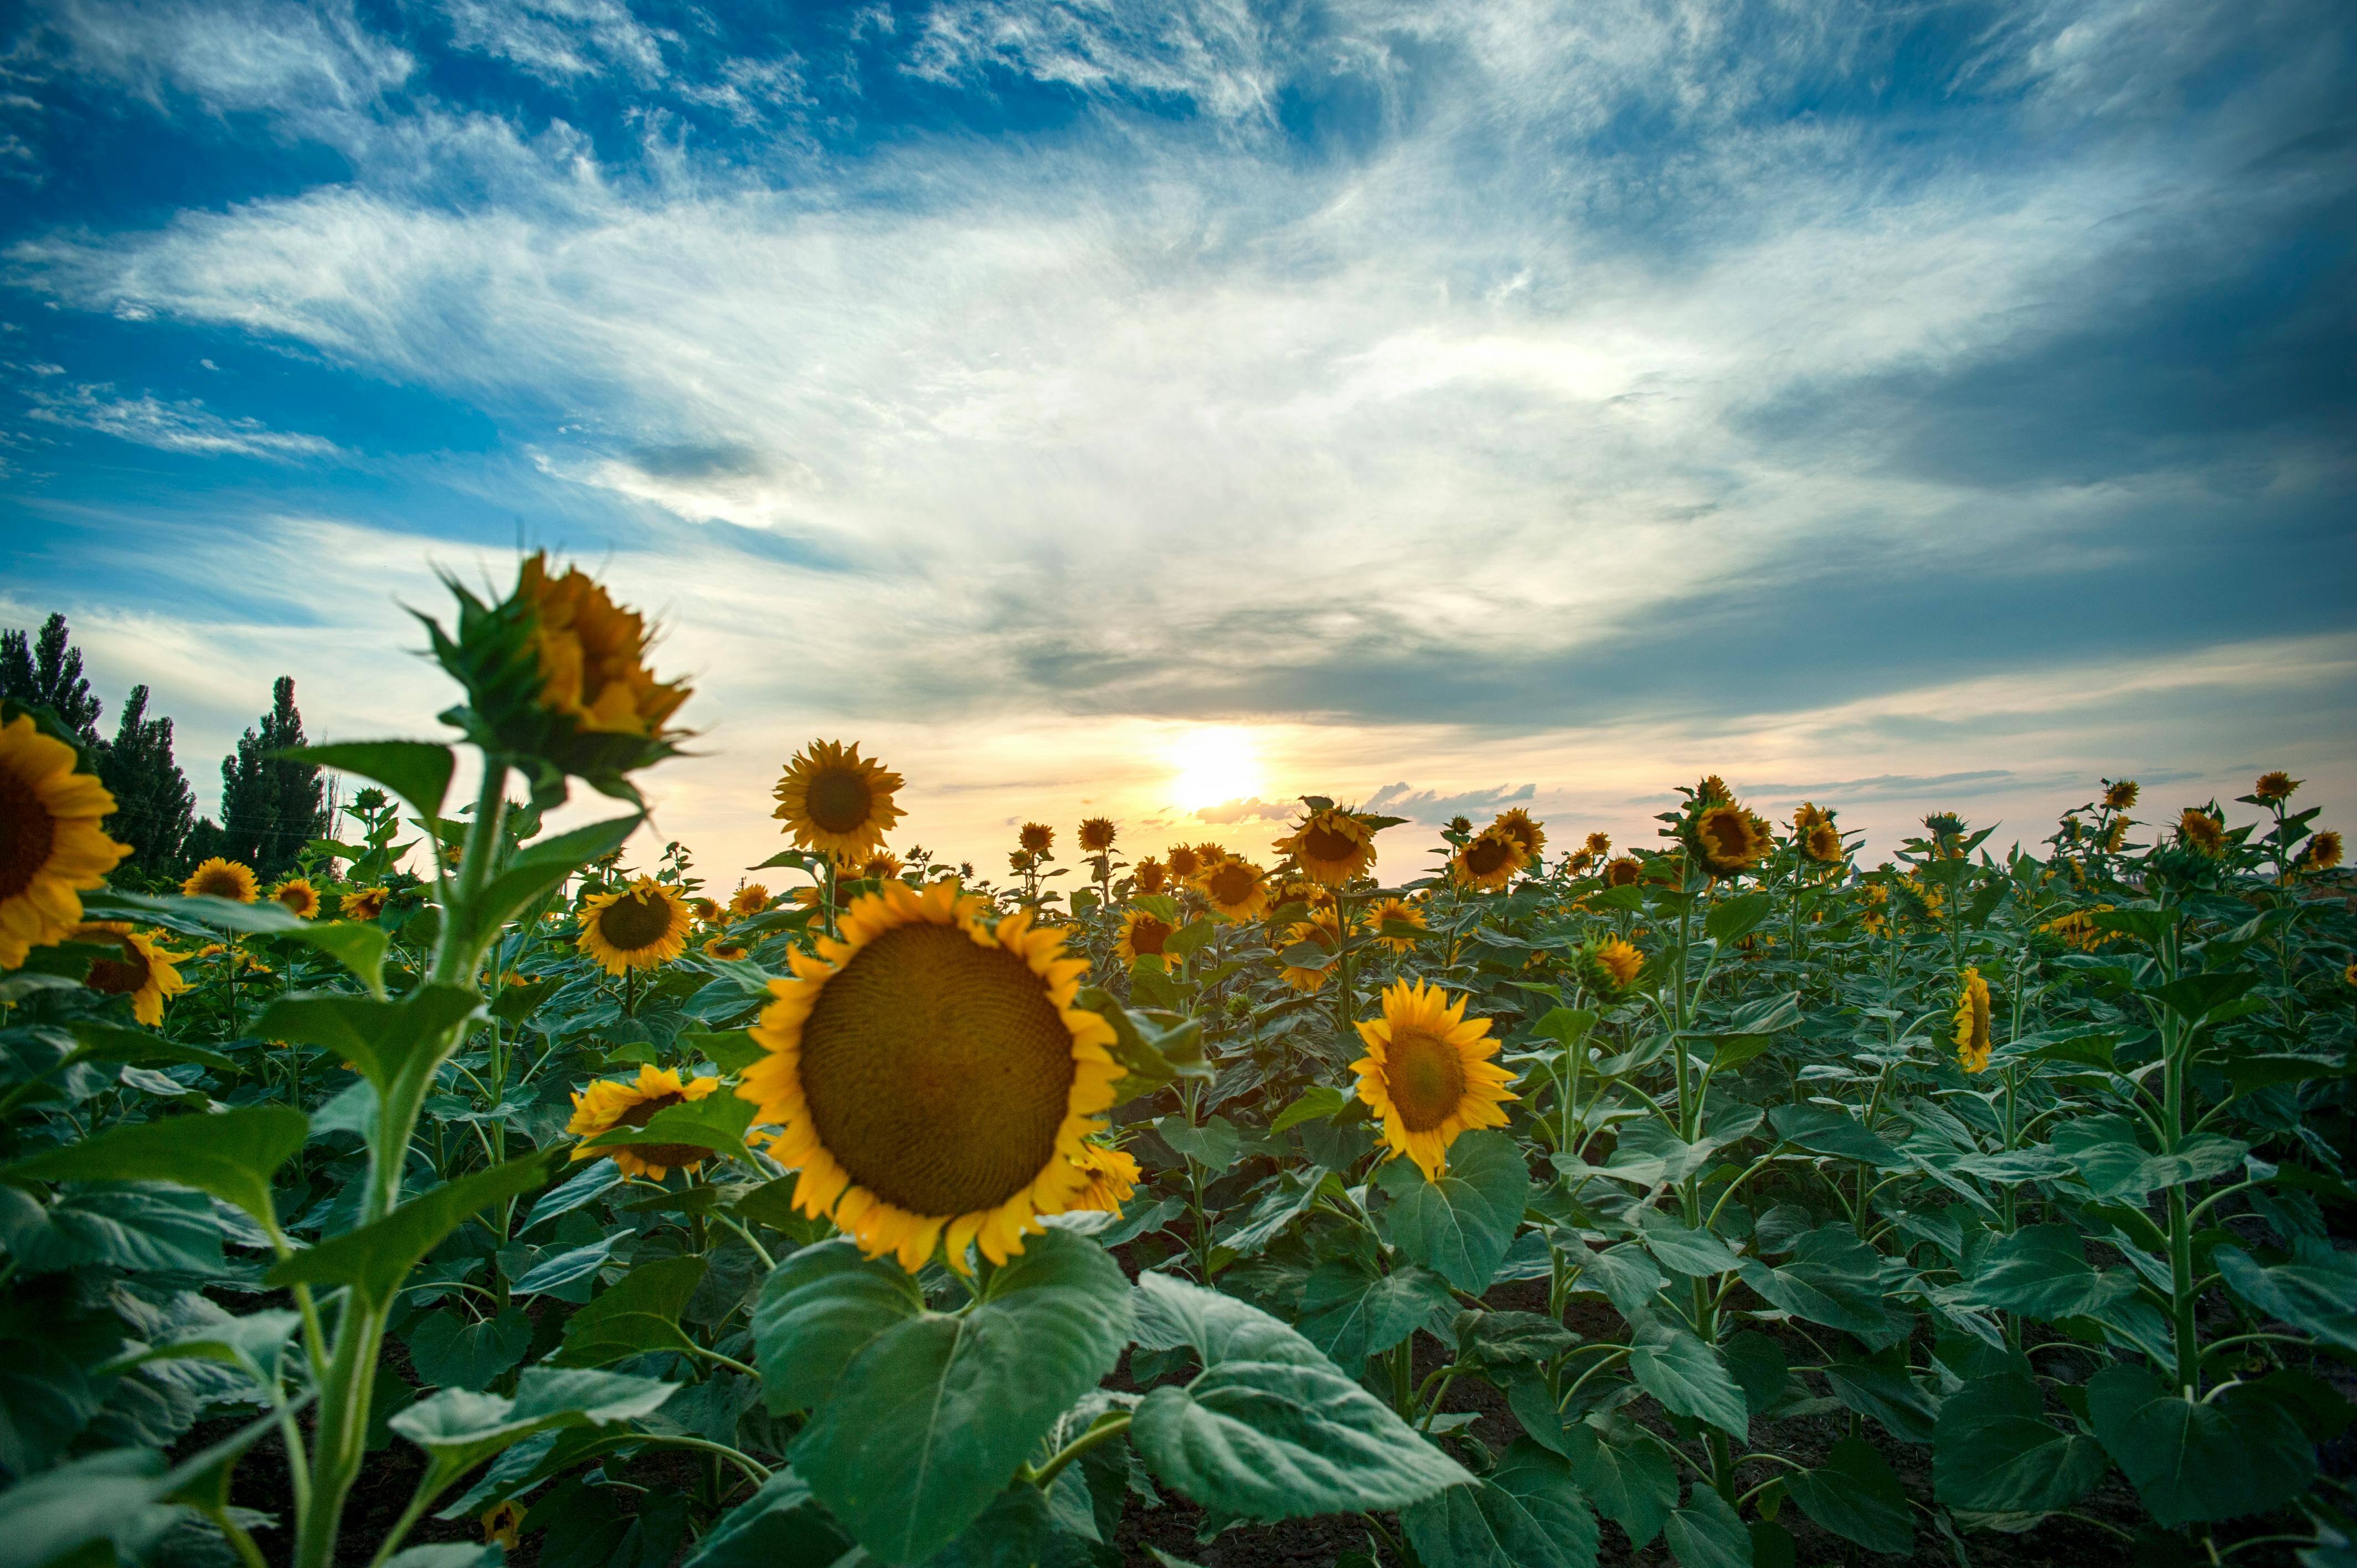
[97, 684, 196, 879]
[217, 677, 330, 880]
[0, 612, 102, 747]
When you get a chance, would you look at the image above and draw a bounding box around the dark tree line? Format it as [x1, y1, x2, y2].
[2, 613, 331, 884]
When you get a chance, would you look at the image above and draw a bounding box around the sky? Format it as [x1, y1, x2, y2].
[1, 0, 2351, 888]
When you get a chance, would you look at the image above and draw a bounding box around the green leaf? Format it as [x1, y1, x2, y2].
[1704, 893, 1773, 943]
[1129, 1272, 1469, 1521]
[520, 1159, 622, 1235]
[752, 1240, 925, 1416]
[1768, 1103, 1906, 1170]
[681, 1471, 853, 1568]
[919, 1485, 1050, 1567]
[61, 1022, 235, 1074]
[2150, 969, 2261, 1024]
[471, 814, 645, 938]
[1509, 1400, 1676, 1548]
[1, 1104, 305, 1232]
[255, 987, 483, 1102]
[79, 889, 390, 997]
[1736, 1227, 1897, 1336]
[585, 1091, 756, 1163]
[1452, 1311, 1578, 1371]
[788, 1229, 1133, 1564]
[390, 1367, 681, 1481]
[286, 741, 456, 820]
[0, 1342, 102, 1476]
[1662, 1482, 1753, 1568]
[1823, 1360, 1939, 1446]
[408, 1308, 533, 1391]
[1375, 1131, 1531, 1293]
[1629, 1321, 1748, 1439]
[557, 1256, 709, 1368]
[1638, 1212, 1741, 1278]
[1933, 1374, 2107, 1514]
[512, 1236, 620, 1297]
[1297, 1261, 1455, 1366]
[1156, 1114, 1243, 1169]
[1966, 1224, 2135, 1322]
[2215, 1244, 2357, 1353]
[1403, 1437, 1600, 1568]
[0, 1447, 183, 1568]
[1270, 1086, 1350, 1134]
[1782, 1436, 1912, 1554]
[2088, 1363, 2314, 1528]
[0, 1183, 223, 1275]
[269, 1153, 555, 1304]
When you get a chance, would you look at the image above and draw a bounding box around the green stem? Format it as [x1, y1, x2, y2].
[1029, 1413, 1132, 1490]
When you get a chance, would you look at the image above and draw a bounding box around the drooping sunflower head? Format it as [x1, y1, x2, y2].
[1793, 802, 1831, 832]
[2301, 830, 2343, 873]
[1603, 855, 1642, 889]
[1198, 856, 1269, 921]
[1578, 936, 1644, 995]
[1583, 831, 1612, 858]
[1116, 907, 1177, 964]
[1803, 822, 1843, 864]
[341, 886, 389, 921]
[2254, 771, 2300, 803]
[183, 857, 260, 902]
[1455, 826, 1523, 890]
[1164, 844, 1204, 881]
[2103, 779, 2140, 811]
[1351, 978, 1515, 1181]
[70, 922, 187, 1027]
[1019, 822, 1054, 855]
[847, 850, 905, 884]
[1952, 967, 1993, 1074]
[517, 555, 691, 742]
[1133, 857, 1169, 895]
[2040, 905, 2117, 952]
[577, 875, 694, 974]
[2177, 808, 2225, 855]
[773, 741, 904, 859]
[1367, 896, 1425, 953]
[738, 879, 1121, 1272]
[271, 878, 321, 919]
[1493, 808, 1546, 863]
[1567, 850, 1596, 875]
[1077, 817, 1116, 853]
[2101, 819, 2129, 853]
[1694, 774, 1733, 805]
[1447, 815, 1473, 835]
[731, 884, 770, 917]
[567, 1064, 721, 1180]
[1276, 807, 1377, 888]
[1067, 1142, 1141, 1213]
[1692, 803, 1767, 874]
[0, 713, 130, 968]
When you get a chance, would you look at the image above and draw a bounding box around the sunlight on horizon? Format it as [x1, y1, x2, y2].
[1167, 725, 1265, 812]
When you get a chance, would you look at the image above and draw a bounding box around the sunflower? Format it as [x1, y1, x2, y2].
[738, 879, 1121, 1271]
[1077, 817, 1116, 853]
[1583, 831, 1611, 858]
[1351, 978, 1515, 1181]
[2103, 780, 2139, 811]
[1860, 881, 1890, 935]
[1695, 775, 1733, 804]
[1164, 844, 1205, 882]
[1566, 851, 1596, 875]
[731, 884, 770, 917]
[341, 886, 389, 920]
[2099, 819, 2129, 854]
[772, 740, 904, 860]
[2345, 962, 2357, 989]
[1603, 855, 1642, 889]
[567, 1065, 720, 1180]
[182, 857, 260, 902]
[1579, 937, 1644, 993]
[70, 922, 187, 1027]
[1018, 823, 1054, 855]
[1366, 896, 1426, 952]
[2177, 808, 2225, 855]
[1275, 807, 1377, 888]
[688, 896, 722, 925]
[1187, 841, 1231, 872]
[1133, 857, 1169, 895]
[2040, 905, 2116, 952]
[2301, 831, 2343, 873]
[1068, 1142, 1141, 1213]
[1116, 907, 1177, 964]
[1280, 907, 1346, 991]
[2254, 771, 2299, 803]
[703, 935, 750, 962]
[1793, 802, 1831, 832]
[0, 715, 130, 969]
[577, 876, 694, 974]
[1493, 808, 1546, 863]
[850, 850, 904, 883]
[1197, 856, 1269, 921]
[271, 878, 321, 919]
[1454, 826, 1523, 890]
[518, 555, 691, 742]
[1803, 822, 1843, 863]
[1693, 804, 1767, 873]
[1952, 968, 1993, 1074]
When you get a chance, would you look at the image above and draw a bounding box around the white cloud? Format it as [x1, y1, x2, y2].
[26, 0, 411, 113]
[25, 384, 343, 460]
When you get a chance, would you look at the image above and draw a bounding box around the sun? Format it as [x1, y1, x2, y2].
[1169, 726, 1263, 812]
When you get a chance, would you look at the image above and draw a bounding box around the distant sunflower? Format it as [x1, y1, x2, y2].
[1190, 842, 1231, 870]
[1068, 1142, 1142, 1213]
[1694, 804, 1767, 873]
[1454, 826, 1522, 891]
[0, 714, 130, 968]
[851, 850, 904, 883]
[567, 1065, 720, 1180]
[730, 885, 770, 917]
[341, 886, 389, 920]
[2099, 819, 2129, 854]
[1198, 856, 1269, 922]
[577, 876, 694, 974]
[1276, 807, 1376, 888]
[2254, 771, 2299, 803]
[2177, 808, 2225, 855]
[1695, 775, 1733, 804]
[1164, 844, 1205, 883]
[2103, 780, 2139, 811]
[1116, 907, 1177, 964]
[1077, 817, 1117, 853]
[1133, 857, 1169, 895]
[2301, 830, 2343, 873]
[1579, 937, 1644, 993]
[738, 879, 1120, 1271]
[1566, 851, 1596, 875]
[1351, 978, 1515, 1180]
[1603, 855, 1642, 889]
[1793, 802, 1831, 832]
[688, 896, 721, 924]
[1803, 822, 1843, 863]
[773, 740, 904, 860]
[71, 922, 187, 1027]
[1953, 967, 1993, 1074]
[703, 935, 750, 962]
[1366, 896, 1426, 952]
[271, 878, 321, 919]
[1019, 822, 1054, 855]
[1583, 831, 1611, 858]
[183, 857, 259, 902]
[2345, 962, 2357, 989]
[1493, 808, 1546, 863]
[1280, 907, 1346, 991]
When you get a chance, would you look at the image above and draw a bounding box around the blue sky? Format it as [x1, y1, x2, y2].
[2, 0, 2351, 877]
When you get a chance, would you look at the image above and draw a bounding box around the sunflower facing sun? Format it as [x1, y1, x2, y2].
[1276, 806, 1377, 887]
[577, 876, 695, 974]
[1352, 978, 1516, 1180]
[1366, 896, 1426, 952]
[1197, 856, 1269, 922]
[567, 1065, 722, 1180]
[1116, 907, 1177, 964]
[0, 714, 130, 969]
[271, 878, 321, 919]
[1455, 826, 1523, 891]
[773, 740, 904, 860]
[182, 857, 260, 902]
[737, 878, 1121, 1271]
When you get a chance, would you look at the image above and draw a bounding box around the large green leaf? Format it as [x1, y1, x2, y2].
[285, 741, 455, 820]
[80, 888, 390, 997]
[0, 1183, 223, 1275]
[254, 987, 483, 1103]
[682, 1472, 853, 1568]
[1782, 1436, 1912, 1554]
[1296, 1261, 1456, 1367]
[1509, 1399, 1679, 1548]
[751, 1240, 925, 1415]
[1375, 1131, 1531, 1292]
[584, 1092, 758, 1163]
[1932, 1374, 2108, 1514]
[2087, 1363, 2314, 1528]
[1768, 1103, 1906, 1170]
[1403, 1437, 1601, 1568]
[1, 1105, 305, 1232]
[1637, 1212, 1741, 1278]
[1128, 1272, 1469, 1522]
[1661, 1483, 1752, 1568]
[470, 814, 645, 940]
[407, 1307, 533, 1391]
[1823, 1360, 1939, 1446]
[1735, 1226, 1896, 1335]
[0, 1447, 183, 1568]
[2214, 1244, 2357, 1353]
[269, 1153, 555, 1304]
[391, 1367, 681, 1483]
[1629, 1321, 1748, 1439]
[788, 1230, 1132, 1564]
[1965, 1224, 2135, 1322]
[0, 1342, 102, 1476]
[556, 1255, 709, 1368]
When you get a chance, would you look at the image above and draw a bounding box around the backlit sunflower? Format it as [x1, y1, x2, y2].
[341, 886, 388, 920]
[70, 922, 187, 1027]
[183, 857, 260, 902]
[271, 878, 321, 919]
[1693, 804, 1767, 873]
[577, 876, 694, 974]
[1351, 978, 1515, 1180]
[1583, 831, 1611, 858]
[773, 740, 904, 860]
[1189, 842, 1232, 870]
[731, 884, 770, 917]
[1603, 855, 1642, 888]
[1276, 807, 1377, 888]
[2301, 831, 2343, 873]
[567, 1065, 720, 1180]
[1493, 808, 1546, 863]
[1953, 968, 1993, 1074]
[738, 879, 1121, 1271]
[2255, 771, 2299, 803]
[2103, 780, 2139, 811]
[1280, 907, 1346, 991]
[1164, 844, 1205, 883]
[1116, 907, 1177, 964]
[1803, 822, 1843, 863]
[850, 850, 904, 883]
[703, 935, 749, 962]
[1454, 826, 1522, 890]
[1366, 896, 1426, 952]
[1695, 775, 1733, 804]
[1198, 856, 1269, 921]
[1133, 857, 1169, 895]
[2177, 808, 2225, 855]
[1077, 817, 1116, 853]
[518, 555, 691, 743]
[0, 714, 130, 969]
[1019, 823, 1054, 855]
[1579, 937, 1644, 993]
[1068, 1142, 1141, 1213]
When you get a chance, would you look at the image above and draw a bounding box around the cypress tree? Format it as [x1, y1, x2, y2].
[97, 684, 196, 878]
[0, 612, 102, 746]
[218, 677, 329, 880]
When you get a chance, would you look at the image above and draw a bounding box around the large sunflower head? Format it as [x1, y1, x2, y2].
[1164, 844, 1205, 882]
[1116, 907, 1177, 964]
[567, 1065, 721, 1180]
[2301, 830, 2343, 873]
[271, 878, 321, 919]
[1280, 906, 1347, 991]
[2254, 771, 2299, 803]
[1067, 1142, 1141, 1213]
[738, 879, 1120, 1272]
[1692, 803, 1767, 874]
[0, 713, 130, 968]
[1603, 855, 1642, 888]
[772, 741, 905, 860]
[1367, 896, 1426, 953]
[1197, 855, 1269, 921]
[341, 885, 389, 921]
[183, 857, 259, 902]
[730, 884, 771, 917]
[2177, 808, 2225, 855]
[1454, 826, 1523, 891]
[1351, 978, 1516, 1180]
[1952, 967, 1993, 1074]
[1803, 822, 1843, 864]
[70, 922, 187, 1027]
[1493, 808, 1546, 863]
[1018, 822, 1054, 855]
[1077, 817, 1116, 853]
[1133, 857, 1169, 895]
[1275, 807, 1377, 888]
[577, 875, 694, 974]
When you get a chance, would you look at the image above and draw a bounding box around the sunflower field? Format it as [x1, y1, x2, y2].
[2, 558, 2353, 1568]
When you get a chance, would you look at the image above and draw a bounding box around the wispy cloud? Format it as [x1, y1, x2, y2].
[25, 384, 343, 460]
